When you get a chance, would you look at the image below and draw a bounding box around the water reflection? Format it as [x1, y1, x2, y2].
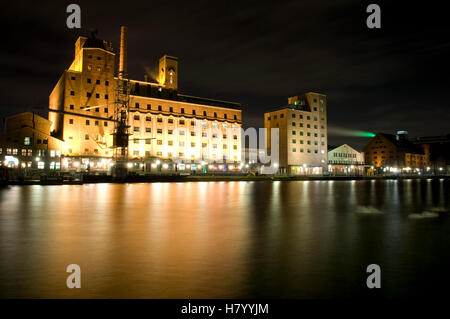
[0, 179, 449, 298]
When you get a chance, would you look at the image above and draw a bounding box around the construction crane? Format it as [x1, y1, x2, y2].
[111, 26, 130, 178]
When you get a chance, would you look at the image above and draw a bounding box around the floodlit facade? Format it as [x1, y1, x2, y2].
[48, 36, 116, 158]
[48, 32, 242, 172]
[327, 144, 365, 175]
[264, 93, 328, 174]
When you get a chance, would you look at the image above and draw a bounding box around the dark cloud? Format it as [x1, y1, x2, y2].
[1, 0, 449, 150]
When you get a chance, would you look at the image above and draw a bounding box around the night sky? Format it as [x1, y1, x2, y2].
[1, 0, 450, 150]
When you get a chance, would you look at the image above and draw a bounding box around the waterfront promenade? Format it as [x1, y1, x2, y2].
[2, 173, 449, 186]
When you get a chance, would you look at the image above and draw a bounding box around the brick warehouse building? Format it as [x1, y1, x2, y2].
[363, 131, 430, 172]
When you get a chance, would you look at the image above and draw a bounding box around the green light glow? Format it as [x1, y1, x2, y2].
[355, 131, 376, 138]
[328, 126, 376, 138]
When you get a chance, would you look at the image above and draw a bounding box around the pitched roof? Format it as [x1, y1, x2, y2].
[379, 133, 425, 154]
[328, 144, 361, 153]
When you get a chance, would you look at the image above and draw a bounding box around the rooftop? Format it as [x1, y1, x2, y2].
[82, 37, 113, 52]
[129, 82, 242, 110]
[379, 133, 425, 155]
[177, 94, 241, 110]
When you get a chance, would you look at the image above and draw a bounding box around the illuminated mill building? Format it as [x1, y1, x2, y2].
[48, 27, 242, 169]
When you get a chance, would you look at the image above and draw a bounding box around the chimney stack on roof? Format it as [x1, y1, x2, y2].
[119, 26, 127, 78]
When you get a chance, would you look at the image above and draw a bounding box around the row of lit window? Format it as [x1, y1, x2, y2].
[132, 103, 239, 120]
[70, 76, 110, 86]
[67, 104, 110, 113]
[372, 156, 399, 159]
[3, 162, 64, 170]
[85, 78, 110, 86]
[328, 160, 364, 165]
[87, 92, 109, 99]
[70, 133, 238, 144]
[291, 140, 325, 146]
[67, 148, 101, 155]
[130, 151, 238, 159]
[65, 133, 105, 143]
[291, 148, 321, 154]
[6, 137, 48, 146]
[267, 108, 325, 121]
[292, 131, 325, 137]
[67, 116, 239, 130]
[371, 155, 423, 160]
[62, 148, 238, 159]
[68, 90, 110, 100]
[133, 139, 239, 149]
[0, 148, 60, 157]
[291, 123, 324, 129]
[294, 98, 325, 105]
[269, 114, 322, 121]
[333, 153, 357, 158]
[294, 100, 325, 108]
[291, 122, 325, 129]
[133, 115, 238, 128]
[68, 119, 110, 127]
[368, 150, 423, 158]
[133, 127, 238, 138]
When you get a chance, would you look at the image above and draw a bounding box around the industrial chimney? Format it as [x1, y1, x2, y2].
[119, 26, 127, 78]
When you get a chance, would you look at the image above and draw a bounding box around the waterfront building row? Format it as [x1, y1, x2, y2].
[1, 27, 448, 176]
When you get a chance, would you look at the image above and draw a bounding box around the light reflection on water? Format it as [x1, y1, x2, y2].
[0, 179, 449, 298]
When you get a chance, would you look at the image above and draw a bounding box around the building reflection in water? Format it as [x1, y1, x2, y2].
[0, 179, 449, 298]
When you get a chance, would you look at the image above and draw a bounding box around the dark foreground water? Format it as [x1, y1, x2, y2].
[0, 179, 449, 298]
